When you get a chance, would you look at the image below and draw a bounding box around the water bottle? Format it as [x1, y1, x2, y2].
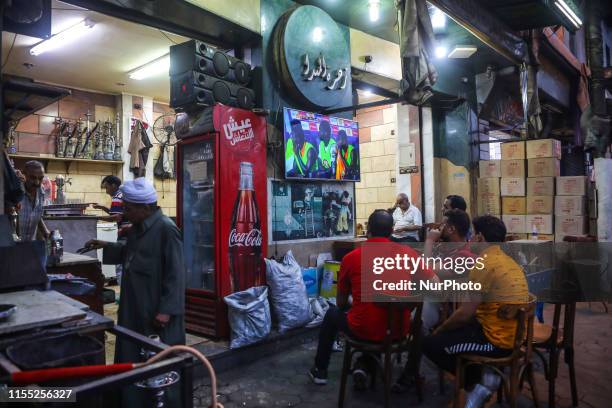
[530, 225, 538, 240]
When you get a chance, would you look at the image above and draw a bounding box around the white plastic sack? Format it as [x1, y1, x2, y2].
[224, 286, 271, 349]
[305, 297, 330, 328]
[265, 251, 313, 332]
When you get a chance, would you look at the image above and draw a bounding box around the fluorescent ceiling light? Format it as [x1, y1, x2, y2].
[363, 89, 373, 97]
[128, 54, 170, 80]
[434, 46, 448, 59]
[554, 2, 580, 28]
[30, 19, 95, 56]
[448, 45, 477, 59]
[368, 0, 381, 22]
[431, 7, 446, 29]
[556, 0, 582, 27]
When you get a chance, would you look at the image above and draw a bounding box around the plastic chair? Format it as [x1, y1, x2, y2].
[338, 300, 424, 408]
[453, 294, 539, 408]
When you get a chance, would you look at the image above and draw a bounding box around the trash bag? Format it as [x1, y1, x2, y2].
[265, 251, 313, 332]
[306, 297, 330, 328]
[224, 286, 271, 349]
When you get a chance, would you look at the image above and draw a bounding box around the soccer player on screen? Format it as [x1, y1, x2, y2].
[335, 130, 357, 180]
[286, 119, 318, 178]
[317, 120, 337, 178]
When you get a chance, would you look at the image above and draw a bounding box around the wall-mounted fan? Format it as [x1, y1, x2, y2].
[152, 113, 177, 146]
[153, 113, 177, 180]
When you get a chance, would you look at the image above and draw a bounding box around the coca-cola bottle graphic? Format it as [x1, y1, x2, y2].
[229, 162, 264, 292]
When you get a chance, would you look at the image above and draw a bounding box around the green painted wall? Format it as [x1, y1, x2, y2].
[258, 0, 353, 126]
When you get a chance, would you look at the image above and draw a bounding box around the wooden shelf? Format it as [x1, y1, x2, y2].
[9, 154, 123, 173]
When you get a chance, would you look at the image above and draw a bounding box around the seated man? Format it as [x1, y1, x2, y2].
[394, 209, 475, 392]
[422, 215, 529, 408]
[309, 210, 435, 386]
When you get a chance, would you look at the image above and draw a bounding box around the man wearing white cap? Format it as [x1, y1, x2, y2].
[84, 177, 185, 407]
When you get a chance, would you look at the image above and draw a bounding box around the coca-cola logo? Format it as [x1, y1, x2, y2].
[223, 116, 254, 147]
[229, 228, 263, 247]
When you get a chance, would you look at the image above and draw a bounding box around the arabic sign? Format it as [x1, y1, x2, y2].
[273, 5, 351, 109]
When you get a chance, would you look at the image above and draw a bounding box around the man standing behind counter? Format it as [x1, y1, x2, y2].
[84, 178, 185, 362]
[17, 160, 50, 241]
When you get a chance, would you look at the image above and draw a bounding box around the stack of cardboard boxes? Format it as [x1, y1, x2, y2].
[525, 139, 560, 240]
[477, 139, 574, 240]
[555, 175, 588, 241]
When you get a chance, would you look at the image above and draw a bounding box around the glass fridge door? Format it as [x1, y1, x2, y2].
[181, 139, 216, 292]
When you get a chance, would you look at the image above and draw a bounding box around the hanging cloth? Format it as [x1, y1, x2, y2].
[128, 120, 153, 177]
[396, 0, 438, 105]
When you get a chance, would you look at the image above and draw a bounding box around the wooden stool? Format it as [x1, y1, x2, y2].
[453, 294, 539, 408]
[533, 302, 578, 407]
[338, 301, 424, 408]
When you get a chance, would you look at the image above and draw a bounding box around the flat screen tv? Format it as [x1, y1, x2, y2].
[283, 107, 360, 181]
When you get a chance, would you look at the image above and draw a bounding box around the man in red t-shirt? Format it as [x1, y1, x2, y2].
[309, 210, 435, 385]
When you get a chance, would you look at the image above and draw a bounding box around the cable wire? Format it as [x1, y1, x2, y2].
[2, 34, 17, 71]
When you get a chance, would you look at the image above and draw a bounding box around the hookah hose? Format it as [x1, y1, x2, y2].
[2, 345, 223, 408]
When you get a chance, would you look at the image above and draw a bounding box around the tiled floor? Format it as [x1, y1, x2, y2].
[191, 302, 612, 408]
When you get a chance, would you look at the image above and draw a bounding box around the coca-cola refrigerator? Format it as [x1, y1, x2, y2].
[177, 105, 267, 338]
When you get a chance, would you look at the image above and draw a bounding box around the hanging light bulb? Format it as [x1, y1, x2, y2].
[368, 0, 381, 22]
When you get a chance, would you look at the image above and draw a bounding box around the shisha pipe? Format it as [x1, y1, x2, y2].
[1, 345, 223, 408]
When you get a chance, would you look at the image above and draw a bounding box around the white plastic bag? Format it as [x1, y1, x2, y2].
[265, 251, 313, 332]
[224, 286, 271, 349]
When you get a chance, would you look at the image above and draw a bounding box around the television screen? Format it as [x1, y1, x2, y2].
[283, 107, 360, 181]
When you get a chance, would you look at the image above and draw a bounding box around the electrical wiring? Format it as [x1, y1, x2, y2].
[2, 34, 17, 71]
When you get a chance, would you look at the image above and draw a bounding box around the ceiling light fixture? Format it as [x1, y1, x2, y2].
[430, 7, 446, 29]
[434, 46, 448, 59]
[555, 0, 582, 28]
[128, 54, 170, 80]
[447, 45, 478, 58]
[30, 19, 95, 56]
[363, 89, 373, 97]
[368, 0, 381, 22]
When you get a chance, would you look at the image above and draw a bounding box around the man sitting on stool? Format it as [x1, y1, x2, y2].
[309, 209, 435, 388]
[422, 215, 528, 408]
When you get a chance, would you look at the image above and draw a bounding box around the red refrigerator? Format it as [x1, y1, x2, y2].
[176, 105, 267, 338]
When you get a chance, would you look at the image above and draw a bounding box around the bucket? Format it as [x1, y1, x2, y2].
[321, 261, 340, 298]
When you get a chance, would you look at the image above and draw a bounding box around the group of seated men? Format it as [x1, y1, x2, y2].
[309, 194, 529, 408]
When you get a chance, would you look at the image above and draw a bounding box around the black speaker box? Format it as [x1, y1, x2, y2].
[169, 40, 252, 86]
[170, 71, 255, 110]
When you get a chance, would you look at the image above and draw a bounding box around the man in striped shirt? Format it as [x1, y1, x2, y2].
[17, 161, 50, 241]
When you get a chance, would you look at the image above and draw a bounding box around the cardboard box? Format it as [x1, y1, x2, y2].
[526, 196, 554, 214]
[501, 178, 526, 196]
[502, 215, 526, 234]
[478, 196, 501, 215]
[502, 197, 526, 214]
[556, 176, 587, 196]
[555, 215, 587, 238]
[526, 138, 562, 159]
[479, 160, 501, 178]
[526, 214, 554, 235]
[501, 159, 526, 178]
[501, 141, 525, 160]
[477, 177, 500, 196]
[527, 177, 555, 196]
[528, 158, 560, 177]
[554, 196, 587, 216]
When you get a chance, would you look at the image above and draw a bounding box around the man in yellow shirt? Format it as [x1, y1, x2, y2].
[422, 215, 528, 408]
